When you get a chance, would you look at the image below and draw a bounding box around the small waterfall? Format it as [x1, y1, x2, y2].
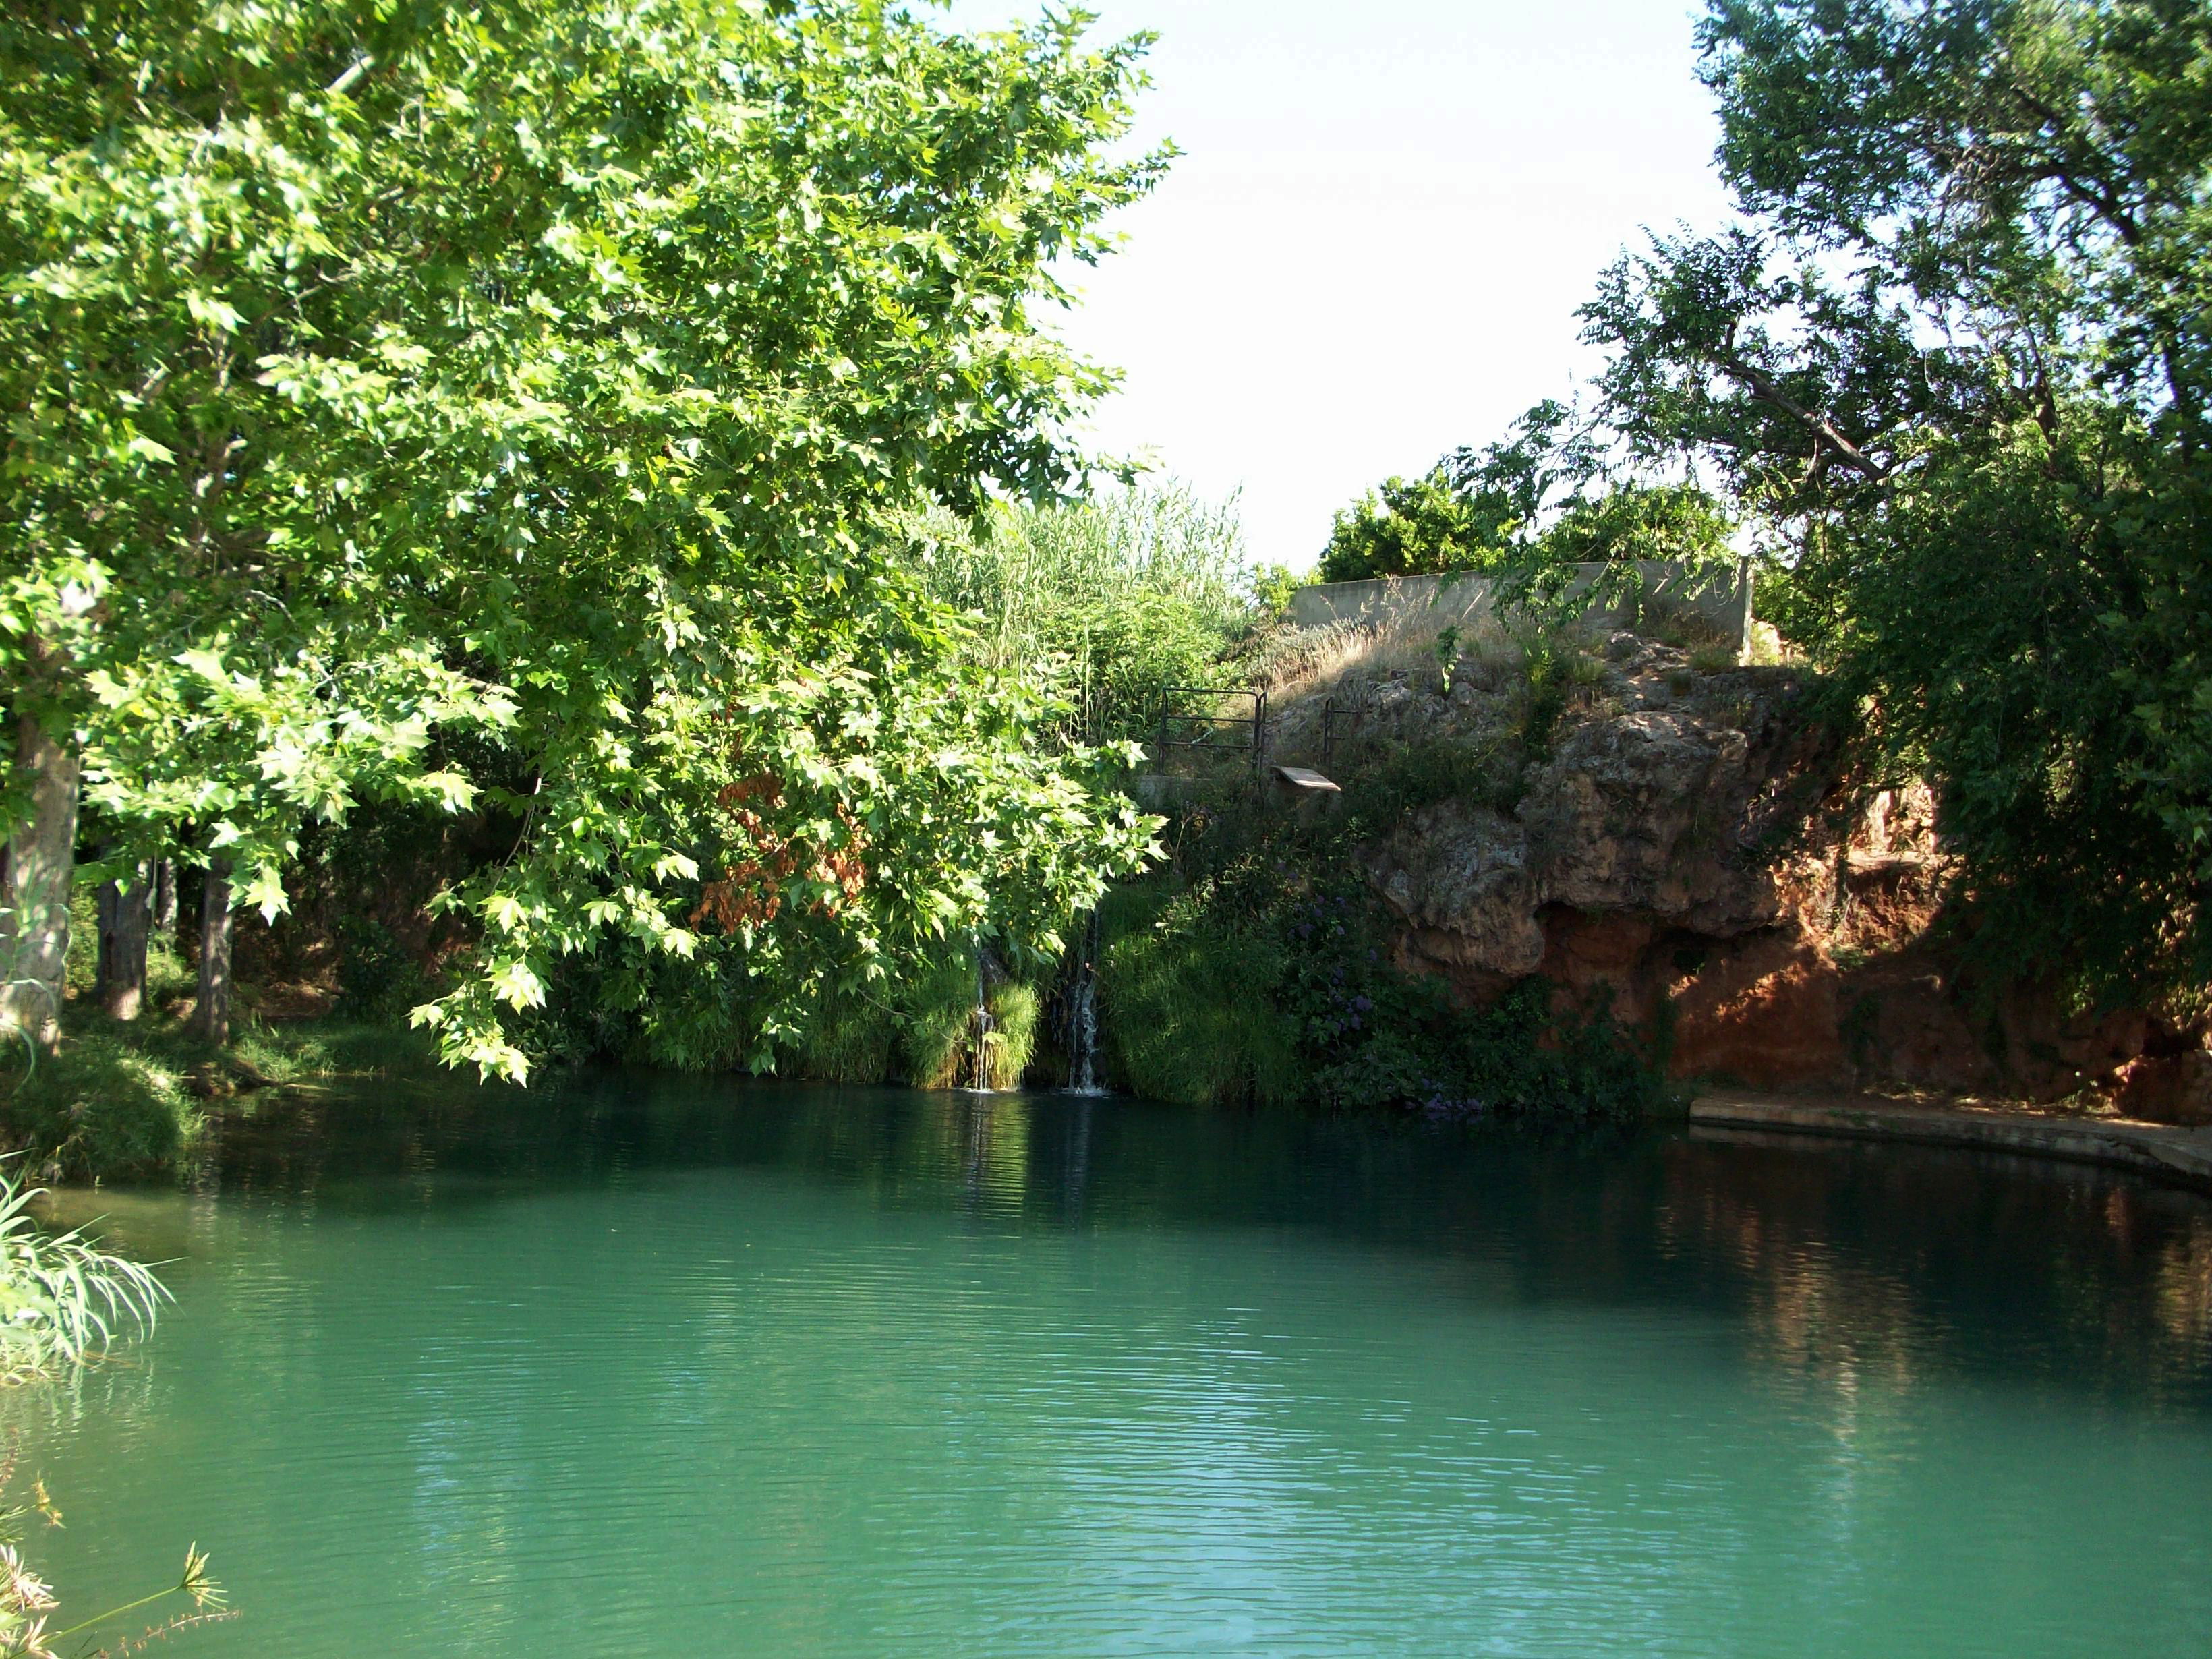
[967, 934, 996, 1093]
[1066, 977, 1099, 1093]
[1064, 908, 1105, 1095]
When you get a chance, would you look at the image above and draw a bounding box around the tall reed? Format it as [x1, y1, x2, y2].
[908, 483, 1257, 740]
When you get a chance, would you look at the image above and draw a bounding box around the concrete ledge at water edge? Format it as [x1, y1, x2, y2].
[1287, 560, 1755, 660]
[1688, 1089, 2212, 1194]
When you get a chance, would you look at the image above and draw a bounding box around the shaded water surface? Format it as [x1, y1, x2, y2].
[15, 1078, 2212, 1657]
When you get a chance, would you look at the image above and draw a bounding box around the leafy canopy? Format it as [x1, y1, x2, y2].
[1579, 0, 2212, 1007]
[1316, 405, 1735, 582]
[1, 0, 1168, 1076]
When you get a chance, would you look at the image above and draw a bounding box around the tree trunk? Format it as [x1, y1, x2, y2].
[0, 714, 80, 1052]
[151, 857, 178, 939]
[96, 856, 152, 1022]
[190, 858, 233, 1045]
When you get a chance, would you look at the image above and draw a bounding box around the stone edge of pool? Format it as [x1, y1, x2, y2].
[1689, 1090, 2212, 1196]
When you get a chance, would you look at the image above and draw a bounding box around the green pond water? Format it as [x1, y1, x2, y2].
[13, 1077, 2212, 1657]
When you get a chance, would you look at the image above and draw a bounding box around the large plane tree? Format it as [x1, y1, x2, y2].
[1, 0, 1163, 1073]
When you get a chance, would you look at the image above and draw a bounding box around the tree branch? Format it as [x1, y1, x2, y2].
[1701, 347, 1892, 482]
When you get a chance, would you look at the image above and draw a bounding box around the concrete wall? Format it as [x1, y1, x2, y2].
[1287, 558, 1754, 656]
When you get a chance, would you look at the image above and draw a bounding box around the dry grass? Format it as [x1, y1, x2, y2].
[1248, 612, 1523, 710]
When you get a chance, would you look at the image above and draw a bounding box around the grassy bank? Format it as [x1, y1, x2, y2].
[3, 1012, 438, 1184]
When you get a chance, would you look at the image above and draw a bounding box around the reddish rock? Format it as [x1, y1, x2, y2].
[1539, 910, 1659, 1025]
[2110, 1051, 2212, 1126]
[1667, 933, 1844, 1086]
[1299, 627, 2205, 1097]
[1845, 964, 1996, 1093]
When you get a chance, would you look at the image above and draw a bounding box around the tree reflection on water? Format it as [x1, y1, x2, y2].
[71, 1076, 2212, 1412]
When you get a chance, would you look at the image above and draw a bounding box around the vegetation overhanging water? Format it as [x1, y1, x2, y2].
[3, 1, 2211, 1652]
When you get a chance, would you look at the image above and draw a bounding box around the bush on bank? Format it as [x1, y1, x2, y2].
[1095, 867, 1674, 1127]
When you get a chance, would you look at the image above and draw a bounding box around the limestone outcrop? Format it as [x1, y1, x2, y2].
[1272, 630, 2207, 1114]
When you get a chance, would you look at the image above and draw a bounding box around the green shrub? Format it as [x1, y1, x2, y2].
[908, 482, 1256, 743]
[1249, 562, 1301, 618]
[1539, 480, 1735, 565]
[1317, 465, 1513, 582]
[142, 938, 196, 1016]
[1349, 733, 1520, 824]
[331, 916, 430, 1023]
[1093, 828, 1675, 1126]
[1099, 894, 1301, 1107]
[1515, 631, 1603, 763]
[1315, 408, 1733, 585]
[1442, 981, 1679, 1127]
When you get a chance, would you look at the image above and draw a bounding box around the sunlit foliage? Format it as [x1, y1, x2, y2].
[1, 0, 1169, 1076]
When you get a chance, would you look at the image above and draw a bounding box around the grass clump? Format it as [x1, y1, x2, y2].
[782, 952, 1045, 1090]
[1, 1039, 200, 1184]
[898, 955, 985, 1089]
[980, 982, 1040, 1090]
[894, 955, 1043, 1090]
[1101, 888, 1302, 1107]
[227, 1019, 438, 1084]
[795, 983, 901, 1084]
[2, 1012, 439, 1183]
[1516, 631, 1605, 763]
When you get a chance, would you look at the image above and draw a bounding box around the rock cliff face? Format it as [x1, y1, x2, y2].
[1275, 631, 2210, 1122]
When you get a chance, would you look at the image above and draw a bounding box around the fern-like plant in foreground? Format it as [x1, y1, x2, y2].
[0, 1441, 231, 1658]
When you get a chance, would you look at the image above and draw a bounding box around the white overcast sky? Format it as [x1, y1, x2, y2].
[939, 0, 1733, 570]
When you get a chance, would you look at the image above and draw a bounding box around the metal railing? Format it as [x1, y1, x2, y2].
[1153, 687, 1268, 777]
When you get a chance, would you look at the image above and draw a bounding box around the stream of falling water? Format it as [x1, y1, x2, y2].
[968, 933, 996, 1093]
[1065, 908, 1105, 1095]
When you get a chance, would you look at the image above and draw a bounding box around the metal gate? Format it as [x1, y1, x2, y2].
[1153, 687, 1267, 778]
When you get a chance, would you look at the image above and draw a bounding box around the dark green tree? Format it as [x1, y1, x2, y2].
[1316, 465, 1513, 582]
[1580, 0, 2212, 1007]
